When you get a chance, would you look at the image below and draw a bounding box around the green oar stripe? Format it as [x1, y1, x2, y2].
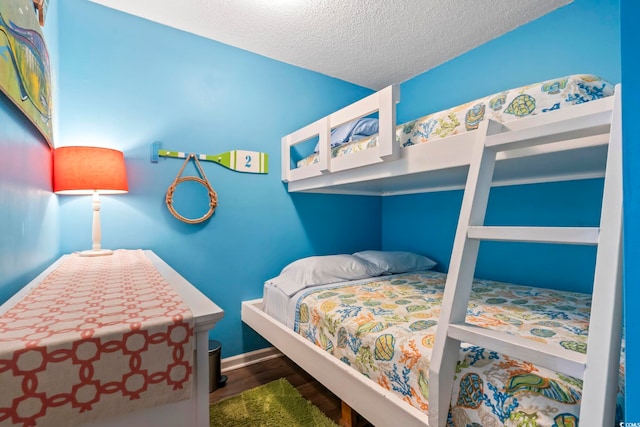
[159, 149, 268, 174]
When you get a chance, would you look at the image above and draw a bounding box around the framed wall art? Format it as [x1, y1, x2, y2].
[0, 0, 53, 147]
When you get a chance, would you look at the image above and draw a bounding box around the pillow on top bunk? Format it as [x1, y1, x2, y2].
[353, 250, 437, 274]
[313, 118, 379, 153]
[267, 254, 385, 296]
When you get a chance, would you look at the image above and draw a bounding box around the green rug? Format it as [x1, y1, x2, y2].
[210, 378, 339, 427]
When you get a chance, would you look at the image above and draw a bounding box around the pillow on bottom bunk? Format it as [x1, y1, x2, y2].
[266, 254, 385, 296]
[353, 250, 437, 274]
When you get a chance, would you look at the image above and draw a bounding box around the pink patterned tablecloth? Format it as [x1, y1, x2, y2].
[0, 250, 194, 427]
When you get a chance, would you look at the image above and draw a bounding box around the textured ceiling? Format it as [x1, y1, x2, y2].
[88, 0, 571, 90]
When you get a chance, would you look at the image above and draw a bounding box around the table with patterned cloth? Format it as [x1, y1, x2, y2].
[0, 249, 222, 427]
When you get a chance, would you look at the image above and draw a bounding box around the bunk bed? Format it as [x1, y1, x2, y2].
[242, 74, 623, 427]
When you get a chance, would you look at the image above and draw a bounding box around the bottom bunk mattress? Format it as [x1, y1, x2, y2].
[263, 270, 624, 426]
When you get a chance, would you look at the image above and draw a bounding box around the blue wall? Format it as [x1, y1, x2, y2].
[56, 0, 380, 357]
[384, 0, 620, 295]
[396, 0, 620, 124]
[383, 179, 604, 293]
[621, 0, 639, 421]
[0, 1, 60, 305]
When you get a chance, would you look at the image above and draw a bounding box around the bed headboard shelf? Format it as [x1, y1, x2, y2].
[283, 82, 615, 196]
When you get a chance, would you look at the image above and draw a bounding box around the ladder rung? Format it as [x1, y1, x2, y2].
[485, 112, 611, 152]
[448, 323, 587, 378]
[467, 226, 599, 245]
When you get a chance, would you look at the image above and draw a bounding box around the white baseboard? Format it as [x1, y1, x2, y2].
[220, 347, 283, 373]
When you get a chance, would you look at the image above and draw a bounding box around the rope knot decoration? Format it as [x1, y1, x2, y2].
[166, 154, 218, 224]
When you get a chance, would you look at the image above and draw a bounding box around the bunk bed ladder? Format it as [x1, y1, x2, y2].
[429, 86, 623, 427]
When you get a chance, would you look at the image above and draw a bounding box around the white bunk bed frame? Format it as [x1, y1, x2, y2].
[243, 83, 623, 427]
[282, 84, 613, 196]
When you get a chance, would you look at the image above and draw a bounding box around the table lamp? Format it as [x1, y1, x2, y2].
[53, 146, 128, 257]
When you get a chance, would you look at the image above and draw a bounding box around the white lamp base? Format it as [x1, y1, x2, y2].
[78, 192, 114, 258]
[79, 249, 113, 257]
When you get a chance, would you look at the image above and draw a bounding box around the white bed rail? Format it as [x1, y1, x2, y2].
[282, 84, 400, 183]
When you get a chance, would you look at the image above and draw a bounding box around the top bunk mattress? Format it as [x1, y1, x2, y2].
[296, 74, 614, 168]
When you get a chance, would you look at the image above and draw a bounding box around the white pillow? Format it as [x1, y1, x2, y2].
[267, 254, 385, 296]
[352, 250, 436, 274]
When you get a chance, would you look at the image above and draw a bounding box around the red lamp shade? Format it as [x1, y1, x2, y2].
[53, 146, 128, 194]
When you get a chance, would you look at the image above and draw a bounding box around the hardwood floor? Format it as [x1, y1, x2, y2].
[209, 354, 371, 426]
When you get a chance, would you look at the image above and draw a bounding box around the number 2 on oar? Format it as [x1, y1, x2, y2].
[202, 150, 268, 174]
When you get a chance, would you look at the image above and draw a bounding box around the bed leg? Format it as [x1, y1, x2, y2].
[339, 400, 357, 427]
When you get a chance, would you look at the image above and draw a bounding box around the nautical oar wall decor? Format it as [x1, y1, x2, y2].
[151, 142, 268, 224]
[150, 142, 269, 174]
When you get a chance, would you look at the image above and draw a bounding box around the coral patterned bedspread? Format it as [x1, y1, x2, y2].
[294, 270, 624, 426]
[0, 250, 194, 427]
[297, 74, 614, 168]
